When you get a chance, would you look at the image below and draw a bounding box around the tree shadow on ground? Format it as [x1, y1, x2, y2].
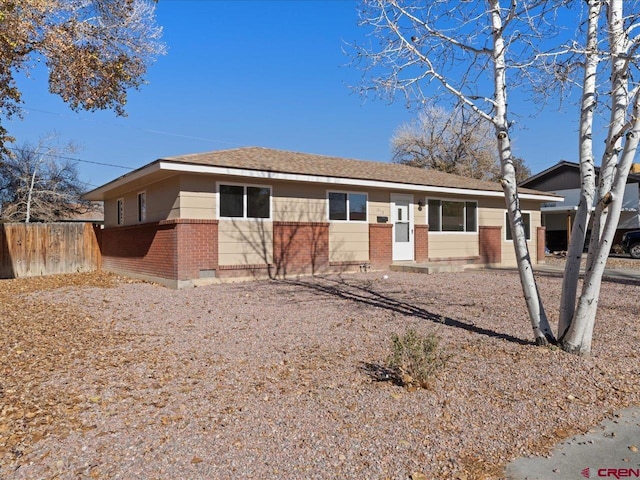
[281, 275, 533, 347]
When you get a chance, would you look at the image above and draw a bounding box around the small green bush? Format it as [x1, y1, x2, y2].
[387, 328, 448, 389]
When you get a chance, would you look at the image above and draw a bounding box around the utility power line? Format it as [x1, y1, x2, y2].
[7, 147, 134, 170]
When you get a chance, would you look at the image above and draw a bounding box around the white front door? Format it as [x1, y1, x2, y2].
[391, 194, 414, 261]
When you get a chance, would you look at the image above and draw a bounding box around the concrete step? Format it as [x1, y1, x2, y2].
[389, 263, 465, 274]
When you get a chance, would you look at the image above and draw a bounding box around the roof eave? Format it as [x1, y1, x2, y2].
[82, 161, 163, 201]
[83, 158, 562, 202]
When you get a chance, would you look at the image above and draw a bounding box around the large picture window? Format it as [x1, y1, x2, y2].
[328, 192, 367, 221]
[427, 199, 477, 232]
[219, 184, 271, 219]
[505, 212, 531, 240]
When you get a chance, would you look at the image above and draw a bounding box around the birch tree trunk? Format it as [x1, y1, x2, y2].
[562, 0, 638, 354]
[25, 166, 38, 224]
[489, 0, 555, 345]
[563, 100, 640, 353]
[557, 0, 601, 340]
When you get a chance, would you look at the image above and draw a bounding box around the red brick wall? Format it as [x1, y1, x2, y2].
[415, 225, 429, 263]
[100, 219, 218, 281]
[479, 226, 502, 265]
[369, 224, 393, 269]
[176, 220, 219, 280]
[273, 221, 329, 277]
[101, 222, 178, 279]
[216, 264, 271, 280]
[537, 226, 546, 264]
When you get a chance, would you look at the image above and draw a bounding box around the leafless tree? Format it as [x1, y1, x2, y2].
[0, 138, 91, 223]
[391, 105, 531, 183]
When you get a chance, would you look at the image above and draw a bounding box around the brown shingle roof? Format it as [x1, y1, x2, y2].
[84, 146, 557, 201]
[164, 146, 540, 194]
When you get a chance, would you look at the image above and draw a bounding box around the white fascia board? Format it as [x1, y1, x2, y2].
[82, 162, 163, 200]
[541, 206, 580, 212]
[158, 162, 562, 202]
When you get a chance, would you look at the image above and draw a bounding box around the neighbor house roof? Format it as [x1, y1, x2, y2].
[83, 147, 560, 201]
[520, 160, 640, 189]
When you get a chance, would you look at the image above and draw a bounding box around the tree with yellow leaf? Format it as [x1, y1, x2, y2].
[0, 0, 165, 151]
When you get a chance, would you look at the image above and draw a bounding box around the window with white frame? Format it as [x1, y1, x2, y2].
[427, 199, 477, 232]
[505, 211, 531, 240]
[219, 184, 271, 219]
[137, 191, 146, 223]
[117, 198, 124, 225]
[328, 192, 367, 221]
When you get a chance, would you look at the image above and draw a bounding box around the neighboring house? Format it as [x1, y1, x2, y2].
[59, 202, 104, 224]
[82, 147, 559, 288]
[520, 161, 640, 251]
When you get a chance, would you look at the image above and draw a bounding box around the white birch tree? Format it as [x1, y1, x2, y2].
[352, 0, 560, 345]
[559, 0, 640, 354]
[352, 0, 640, 354]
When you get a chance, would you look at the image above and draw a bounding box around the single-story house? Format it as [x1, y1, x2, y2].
[83, 147, 560, 288]
[520, 161, 640, 251]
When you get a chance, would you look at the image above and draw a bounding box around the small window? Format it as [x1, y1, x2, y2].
[117, 198, 124, 225]
[219, 184, 271, 219]
[505, 212, 531, 240]
[137, 192, 146, 223]
[328, 192, 367, 222]
[428, 199, 477, 232]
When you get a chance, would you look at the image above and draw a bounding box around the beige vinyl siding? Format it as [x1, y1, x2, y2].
[414, 197, 427, 226]
[103, 177, 181, 227]
[178, 175, 216, 219]
[272, 182, 326, 222]
[477, 198, 541, 266]
[218, 219, 273, 266]
[149, 177, 181, 222]
[428, 233, 479, 258]
[329, 222, 369, 262]
[105, 193, 139, 227]
[104, 197, 120, 227]
[104, 177, 180, 227]
[367, 190, 391, 223]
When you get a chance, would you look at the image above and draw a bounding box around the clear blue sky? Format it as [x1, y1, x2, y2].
[7, 0, 582, 190]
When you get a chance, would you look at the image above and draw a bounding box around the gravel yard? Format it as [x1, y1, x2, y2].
[1, 264, 639, 479]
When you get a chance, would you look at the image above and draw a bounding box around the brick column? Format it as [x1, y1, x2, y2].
[273, 221, 329, 277]
[176, 220, 219, 280]
[414, 224, 429, 263]
[479, 226, 502, 265]
[537, 226, 546, 264]
[369, 224, 393, 269]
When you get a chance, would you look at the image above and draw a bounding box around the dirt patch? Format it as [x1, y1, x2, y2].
[1, 270, 639, 479]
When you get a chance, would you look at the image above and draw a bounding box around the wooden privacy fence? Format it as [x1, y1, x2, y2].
[0, 223, 101, 279]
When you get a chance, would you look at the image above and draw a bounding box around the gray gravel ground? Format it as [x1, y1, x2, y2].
[3, 266, 640, 480]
